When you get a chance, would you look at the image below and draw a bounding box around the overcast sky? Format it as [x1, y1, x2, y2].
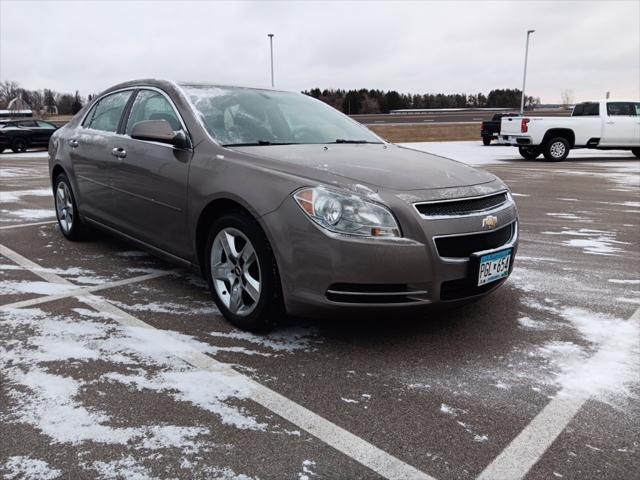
[1, 0, 638, 103]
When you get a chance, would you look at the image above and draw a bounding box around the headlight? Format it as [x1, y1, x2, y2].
[293, 187, 401, 238]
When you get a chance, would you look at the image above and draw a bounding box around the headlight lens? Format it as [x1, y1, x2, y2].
[293, 187, 401, 238]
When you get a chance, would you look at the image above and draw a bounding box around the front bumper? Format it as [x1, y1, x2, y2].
[262, 192, 518, 318]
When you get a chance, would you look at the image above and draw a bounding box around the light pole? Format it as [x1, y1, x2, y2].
[520, 29, 535, 115]
[268, 34, 274, 88]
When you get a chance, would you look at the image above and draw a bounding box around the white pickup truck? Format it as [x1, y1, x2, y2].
[499, 100, 640, 161]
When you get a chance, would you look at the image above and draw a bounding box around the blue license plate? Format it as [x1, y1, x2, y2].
[478, 249, 512, 286]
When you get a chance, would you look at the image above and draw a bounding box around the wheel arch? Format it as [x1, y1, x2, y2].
[194, 197, 276, 276]
[542, 129, 575, 147]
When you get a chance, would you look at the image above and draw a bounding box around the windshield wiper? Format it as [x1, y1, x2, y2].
[332, 139, 382, 144]
[222, 140, 299, 147]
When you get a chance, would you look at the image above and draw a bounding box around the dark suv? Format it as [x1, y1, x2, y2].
[0, 119, 59, 153]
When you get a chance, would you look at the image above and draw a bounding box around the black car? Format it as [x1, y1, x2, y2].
[480, 113, 516, 145]
[0, 118, 58, 153]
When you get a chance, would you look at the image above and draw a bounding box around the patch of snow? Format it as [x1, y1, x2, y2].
[608, 279, 640, 285]
[0, 188, 52, 203]
[0, 280, 76, 296]
[2, 456, 61, 480]
[298, 459, 317, 480]
[2, 208, 55, 220]
[208, 327, 319, 353]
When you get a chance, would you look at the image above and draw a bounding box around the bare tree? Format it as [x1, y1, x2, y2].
[560, 89, 574, 109]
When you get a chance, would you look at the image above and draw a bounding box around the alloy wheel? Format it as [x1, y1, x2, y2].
[210, 227, 262, 316]
[550, 141, 566, 159]
[55, 181, 74, 234]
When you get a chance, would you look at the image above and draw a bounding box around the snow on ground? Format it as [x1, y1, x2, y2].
[0, 151, 49, 159]
[1, 456, 61, 480]
[400, 141, 637, 166]
[1, 208, 55, 221]
[0, 305, 307, 477]
[0, 188, 52, 203]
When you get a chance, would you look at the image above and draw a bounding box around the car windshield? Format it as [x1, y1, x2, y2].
[181, 85, 382, 146]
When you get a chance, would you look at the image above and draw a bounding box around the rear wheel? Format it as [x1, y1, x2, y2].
[518, 146, 541, 160]
[632, 148, 640, 159]
[54, 173, 87, 241]
[205, 211, 283, 331]
[543, 137, 570, 162]
[11, 138, 28, 153]
[482, 137, 491, 146]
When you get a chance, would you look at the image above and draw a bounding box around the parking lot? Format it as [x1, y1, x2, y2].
[1, 145, 638, 479]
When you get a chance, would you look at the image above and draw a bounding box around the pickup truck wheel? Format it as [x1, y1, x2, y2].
[518, 146, 541, 160]
[482, 137, 491, 146]
[632, 148, 640, 159]
[205, 211, 283, 332]
[543, 137, 570, 162]
[11, 138, 28, 153]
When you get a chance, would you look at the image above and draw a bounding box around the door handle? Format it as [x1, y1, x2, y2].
[68, 139, 79, 148]
[111, 147, 127, 159]
[605, 121, 615, 125]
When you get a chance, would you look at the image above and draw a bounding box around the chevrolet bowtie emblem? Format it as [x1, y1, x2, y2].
[482, 215, 498, 229]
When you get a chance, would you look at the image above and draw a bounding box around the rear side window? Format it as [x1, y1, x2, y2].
[572, 103, 599, 116]
[125, 89, 182, 134]
[36, 120, 56, 129]
[607, 102, 634, 116]
[18, 120, 37, 127]
[83, 91, 132, 132]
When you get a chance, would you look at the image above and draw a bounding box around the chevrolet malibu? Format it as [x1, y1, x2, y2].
[49, 79, 518, 330]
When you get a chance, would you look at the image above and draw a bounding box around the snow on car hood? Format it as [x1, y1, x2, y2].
[231, 143, 496, 192]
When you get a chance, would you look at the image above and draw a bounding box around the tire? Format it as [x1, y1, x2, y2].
[518, 146, 541, 160]
[205, 210, 283, 331]
[11, 138, 28, 153]
[632, 148, 640, 159]
[543, 137, 570, 162]
[482, 137, 491, 146]
[53, 173, 87, 241]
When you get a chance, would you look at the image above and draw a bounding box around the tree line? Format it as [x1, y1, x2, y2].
[0, 81, 96, 116]
[302, 88, 540, 114]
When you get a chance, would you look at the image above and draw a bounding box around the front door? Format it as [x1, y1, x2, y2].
[108, 89, 192, 258]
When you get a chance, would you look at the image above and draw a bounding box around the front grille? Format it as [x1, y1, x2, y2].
[435, 223, 514, 258]
[440, 277, 506, 301]
[326, 283, 427, 304]
[415, 192, 507, 217]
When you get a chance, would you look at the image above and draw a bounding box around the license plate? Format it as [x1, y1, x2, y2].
[477, 249, 512, 286]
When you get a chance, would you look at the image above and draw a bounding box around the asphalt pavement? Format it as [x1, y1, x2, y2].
[0, 147, 638, 480]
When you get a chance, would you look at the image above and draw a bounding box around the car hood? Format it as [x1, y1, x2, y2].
[231, 143, 495, 192]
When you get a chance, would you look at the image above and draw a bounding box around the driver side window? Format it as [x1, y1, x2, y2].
[126, 90, 182, 135]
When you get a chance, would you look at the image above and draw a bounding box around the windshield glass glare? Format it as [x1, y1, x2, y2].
[181, 85, 382, 146]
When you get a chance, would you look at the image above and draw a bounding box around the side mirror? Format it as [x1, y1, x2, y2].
[130, 120, 190, 148]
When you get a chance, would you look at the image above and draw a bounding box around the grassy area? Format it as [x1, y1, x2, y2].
[368, 123, 479, 143]
[39, 114, 479, 143]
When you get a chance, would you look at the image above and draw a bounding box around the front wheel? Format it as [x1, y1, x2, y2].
[482, 137, 492, 146]
[205, 211, 283, 331]
[54, 173, 87, 241]
[518, 146, 541, 160]
[543, 137, 570, 162]
[632, 147, 640, 159]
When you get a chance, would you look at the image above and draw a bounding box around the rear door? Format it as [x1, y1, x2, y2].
[601, 102, 638, 146]
[108, 88, 192, 258]
[33, 120, 58, 146]
[71, 90, 133, 223]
